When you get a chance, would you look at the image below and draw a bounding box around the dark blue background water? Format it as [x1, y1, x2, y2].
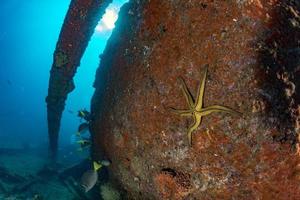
[0, 0, 127, 149]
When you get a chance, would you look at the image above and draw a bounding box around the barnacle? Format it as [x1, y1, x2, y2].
[170, 65, 241, 146]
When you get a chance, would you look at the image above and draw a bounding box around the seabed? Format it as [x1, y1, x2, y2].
[0, 144, 116, 200]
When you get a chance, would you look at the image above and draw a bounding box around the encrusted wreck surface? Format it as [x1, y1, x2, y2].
[91, 0, 300, 199]
[46, 0, 111, 159]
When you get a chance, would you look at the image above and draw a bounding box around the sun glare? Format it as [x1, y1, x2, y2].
[95, 7, 118, 33]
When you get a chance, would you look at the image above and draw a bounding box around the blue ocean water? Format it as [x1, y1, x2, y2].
[0, 0, 126, 147]
[0, 0, 127, 199]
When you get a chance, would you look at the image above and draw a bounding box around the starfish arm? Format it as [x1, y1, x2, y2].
[195, 65, 208, 110]
[187, 113, 202, 146]
[168, 107, 193, 117]
[178, 77, 195, 108]
[198, 105, 242, 116]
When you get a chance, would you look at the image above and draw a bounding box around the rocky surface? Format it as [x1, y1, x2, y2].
[91, 0, 300, 199]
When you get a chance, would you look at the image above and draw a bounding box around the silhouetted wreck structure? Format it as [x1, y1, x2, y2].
[46, 0, 111, 160]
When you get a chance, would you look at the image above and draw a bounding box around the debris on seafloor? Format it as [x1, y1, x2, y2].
[0, 165, 42, 198]
[11, 175, 40, 194]
[0, 158, 106, 199]
[0, 166, 26, 184]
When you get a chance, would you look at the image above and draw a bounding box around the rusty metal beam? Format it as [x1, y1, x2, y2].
[46, 0, 112, 160]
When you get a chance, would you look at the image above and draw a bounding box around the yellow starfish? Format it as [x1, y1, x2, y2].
[170, 65, 241, 146]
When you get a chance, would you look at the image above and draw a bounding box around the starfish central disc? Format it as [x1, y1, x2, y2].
[170, 65, 241, 146]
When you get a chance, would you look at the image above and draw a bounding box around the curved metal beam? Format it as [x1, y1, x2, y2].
[46, 0, 112, 161]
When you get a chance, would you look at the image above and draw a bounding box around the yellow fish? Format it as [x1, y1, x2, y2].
[80, 160, 111, 192]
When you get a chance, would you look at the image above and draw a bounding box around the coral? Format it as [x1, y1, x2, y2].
[154, 169, 192, 200]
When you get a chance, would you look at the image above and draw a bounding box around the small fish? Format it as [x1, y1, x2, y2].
[78, 109, 91, 122]
[80, 170, 97, 193]
[93, 161, 103, 171]
[76, 123, 89, 135]
[80, 160, 111, 192]
[77, 139, 91, 148]
[78, 109, 88, 118]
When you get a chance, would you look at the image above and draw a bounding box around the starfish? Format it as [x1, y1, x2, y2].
[170, 65, 241, 146]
